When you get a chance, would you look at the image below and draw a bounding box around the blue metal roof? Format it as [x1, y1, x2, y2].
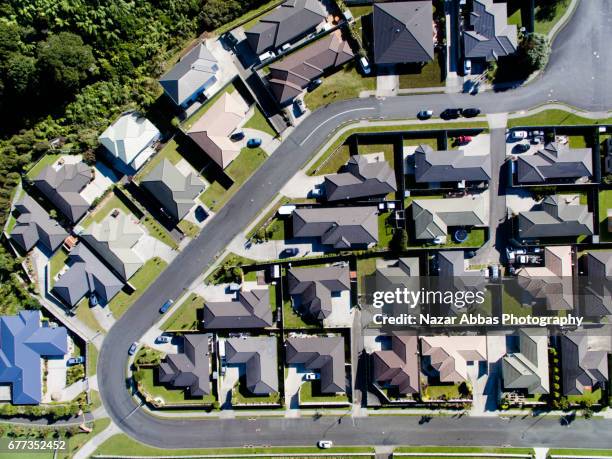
[0, 311, 67, 405]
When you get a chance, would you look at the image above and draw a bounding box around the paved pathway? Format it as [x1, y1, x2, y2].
[534, 447, 549, 459]
[73, 420, 121, 459]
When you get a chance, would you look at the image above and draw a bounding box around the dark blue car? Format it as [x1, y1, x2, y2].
[247, 138, 262, 148]
[159, 299, 174, 314]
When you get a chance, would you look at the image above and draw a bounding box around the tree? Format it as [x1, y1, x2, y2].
[391, 228, 408, 252]
[520, 33, 551, 71]
[37, 32, 95, 94]
[4, 54, 38, 98]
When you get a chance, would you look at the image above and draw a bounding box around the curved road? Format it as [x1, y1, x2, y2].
[98, 0, 612, 449]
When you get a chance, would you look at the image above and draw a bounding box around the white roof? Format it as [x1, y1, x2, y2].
[99, 112, 160, 167]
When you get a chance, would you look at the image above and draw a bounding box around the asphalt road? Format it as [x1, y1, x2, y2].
[98, 0, 612, 449]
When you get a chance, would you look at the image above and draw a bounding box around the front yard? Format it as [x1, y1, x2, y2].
[299, 380, 349, 404]
[232, 379, 280, 405]
[137, 367, 215, 405]
[162, 293, 203, 331]
[397, 51, 445, 89]
[422, 382, 469, 401]
[243, 107, 276, 138]
[508, 109, 612, 127]
[567, 388, 602, 405]
[108, 257, 168, 319]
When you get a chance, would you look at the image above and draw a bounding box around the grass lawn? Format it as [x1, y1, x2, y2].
[199, 147, 267, 212]
[534, 0, 571, 35]
[94, 434, 374, 457]
[59, 418, 111, 459]
[423, 383, 464, 401]
[358, 143, 395, 168]
[439, 228, 486, 248]
[205, 252, 256, 285]
[304, 62, 376, 111]
[177, 219, 200, 238]
[311, 144, 351, 176]
[75, 302, 104, 334]
[136, 139, 183, 180]
[377, 212, 394, 249]
[26, 153, 62, 179]
[502, 288, 532, 317]
[141, 214, 178, 249]
[548, 449, 612, 457]
[108, 257, 168, 319]
[232, 379, 280, 405]
[568, 135, 588, 148]
[162, 293, 203, 331]
[395, 446, 534, 455]
[269, 284, 277, 312]
[243, 107, 276, 137]
[599, 190, 612, 242]
[348, 5, 372, 18]
[87, 342, 98, 377]
[567, 388, 602, 405]
[49, 248, 70, 286]
[357, 257, 377, 295]
[246, 196, 291, 239]
[283, 300, 318, 329]
[182, 83, 237, 131]
[299, 380, 349, 404]
[398, 52, 445, 89]
[403, 137, 439, 149]
[216, 0, 282, 34]
[80, 194, 131, 228]
[508, 109, 612, 127]
[139, 367, 215, 405]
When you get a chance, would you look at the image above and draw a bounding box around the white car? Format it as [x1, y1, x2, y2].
[359, 57, 371, 75]
[305, 373, 320, 381]
[258, 50, 276, 63]
[464, 59, 472, 74]
[512, 130, 529, 139]
[317, 440, 333, 449]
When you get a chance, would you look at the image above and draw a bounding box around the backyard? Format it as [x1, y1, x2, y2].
[282, 298, 318, 329]
[181, 83, 237, 131]
[599, 190, 612, 242]
[136, 138, 183, 180]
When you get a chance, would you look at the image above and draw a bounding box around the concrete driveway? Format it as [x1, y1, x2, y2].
[280, 171, 325, 199]
[285, 366, 304, 409]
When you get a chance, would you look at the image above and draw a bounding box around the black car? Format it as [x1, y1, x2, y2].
[462, 108, 481, 118]
[440, 108, 462, 120]
[513, 143, 530, 153]
[230, 131, 245, 141]
[417, 109, 433, 120]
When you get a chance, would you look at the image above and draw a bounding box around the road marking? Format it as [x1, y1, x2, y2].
[299, 107, 376, 146]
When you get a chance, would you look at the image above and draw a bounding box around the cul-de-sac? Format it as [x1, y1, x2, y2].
[0, 0, 611, 458]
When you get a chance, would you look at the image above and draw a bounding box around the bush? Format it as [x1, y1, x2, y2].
[520, 33, 551, 71]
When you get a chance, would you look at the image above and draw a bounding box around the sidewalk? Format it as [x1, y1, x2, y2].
[73, 421, 121, 459]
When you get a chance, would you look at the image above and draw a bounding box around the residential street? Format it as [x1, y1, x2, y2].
[96, 0, 612, 450]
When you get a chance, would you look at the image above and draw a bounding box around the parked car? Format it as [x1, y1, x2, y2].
[359, 56, 371, 75]
[128, 342, 138, 356]
[304, 372, 320, 381]
[230, 131, 245, 141]
[440, 108, 462, 120]
[417, 109, 433, 120]
[464, 59, 472, 75]
[462, 108, 481, 118]
[308, 79, 323, 91]
[67, 356, 85, 366]
[512, 130, 529, 140]
[156, 335, 171, 344]
[294, 99, 305, 116]
[159, 299, 174, 314]
[317, 440, 333, 449]
[280, 43, 291, 52]
[195, 205, 209, 222]
[282, 247, 299, 257]
[258, 50, 276, 63]
[247, 138, 262, 148]
[457, 135, 472, 144]
[89, 293, 98, 307]
[514, 143, 530, 153]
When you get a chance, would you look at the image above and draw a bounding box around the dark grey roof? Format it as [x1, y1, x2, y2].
[437, 250, 486, 292]
[502, 329, 549, 394]
[605, 139, 612, 174]
[371, 334, 419, 395]
[517, 195, 593, 239]
[516, 142, 593, 184]
[414, 145, 491, 183]
[159, 334, 211, 397]
[463, 0, 518, 61]
[373, 1, 434, 64]
[561, 332, 609, 396]
[203, 289, 273, 329]
[159, 43, 218, 107]
[225, 336, 278, 395]
[246, 0, 326, 54]
[584, 251, 612, 316]
[267, 31, 354, 105]
[10, 195, 67, 253]
[324, 155, 397, 201]
[285, 336, 345, 393]
[287, 266, 350, 320]
[412, 195, 488, 240]
[140, 159, 205, 221]
[52, 243, 123, 307]
[33, 162, 92, 223]
[375, 258, 420, 290]
[292, 206, 379, 249]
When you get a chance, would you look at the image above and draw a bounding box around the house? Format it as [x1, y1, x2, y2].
[9, 194, 68, 253]
[224, 336, 278, 395]
[187, 91, 249, 169]
[292, 206, 379, 249]
[245, 0, 326, 55]
[323, 155, 397, 202]
[463, 0, 518, 62]
[267, 30, 354, 106]
[413, 145, 491, 185]
[140, 159, 205, 221]
[285, 336, 346, 393]
[33, 162, 92, 224]
[502, 329, 550, 394]
[561, 332, 610, 396]
[99, 112, 161, 173]
[436, 250, 487, 294]
[158, 334, 211, 397]
[516, 142, 593, 184]
[287, 266, 351, 321]
[412, 194, 488, 240]
[0, 311, 67, 405]
[52, 243, 123, 308]
[203, 289, 273, 329]
[375, 258, 420, 289]
[80, 210, 144, 281]
[516, 246, 574, 311]
[583, 251, 612, 316]
[373, 1, 434, 64]
[420, 335, 487, 383]
[159, 43, 219, 109]
[517, 195, 593, 240]
[371, 334, 419, 396]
